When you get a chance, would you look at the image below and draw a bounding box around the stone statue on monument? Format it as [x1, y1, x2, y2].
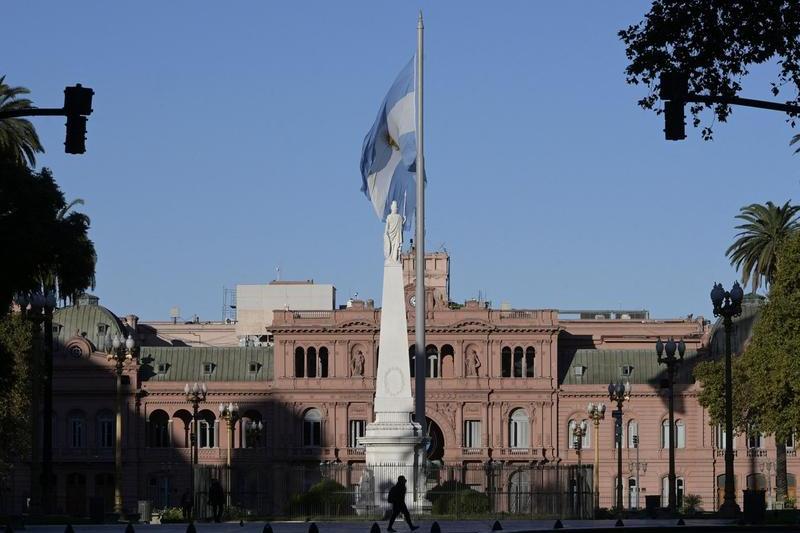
[384, 200, 404, 264]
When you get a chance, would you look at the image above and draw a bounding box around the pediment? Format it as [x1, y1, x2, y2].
[60, 335, 96, 359]
[338, 320, 376, 329]
[450, 319, 494, 330]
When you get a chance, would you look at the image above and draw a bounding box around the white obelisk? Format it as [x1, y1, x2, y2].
[359, 201, 424, 511]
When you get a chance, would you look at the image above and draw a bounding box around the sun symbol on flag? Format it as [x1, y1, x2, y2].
[386, 133, 400, 151]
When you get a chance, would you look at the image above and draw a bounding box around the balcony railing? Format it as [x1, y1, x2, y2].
[715, 449, 738, 457]
[461, 447, 486, 456]
[346, 447, 365, 456]
[292, 311, 333, 319]
[747, 448, 767, 458]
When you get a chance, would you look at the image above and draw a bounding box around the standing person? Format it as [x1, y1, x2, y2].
[180, 490, 194, 521]
[387, 476, 419, 532]
[208, 479, 225, 523]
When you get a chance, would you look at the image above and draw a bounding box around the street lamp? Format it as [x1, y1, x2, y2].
[245, 420, 263, 448]
[105, 332, 137, 516]
[573, 420, 588, 517]
[184, 382, 207, 517]
[711, 281, 744, 517]
[218, 402, 240, 507]
[608, 380, 631, 514]
[587, 402, 606, 511]
[16, 288, 57, 514]
[656, 336, 685, 514]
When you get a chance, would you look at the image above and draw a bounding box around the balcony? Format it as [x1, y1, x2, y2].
[747, 448, 767, 458]
[461, 447, 487, 457]
[715, 449, 738, 457]
[495, 447, 539, 461]
[54, 447, 114, 461]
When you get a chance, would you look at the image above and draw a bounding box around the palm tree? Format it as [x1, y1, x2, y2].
[725, 201, 800, 293]
[0, 75, 44, 167]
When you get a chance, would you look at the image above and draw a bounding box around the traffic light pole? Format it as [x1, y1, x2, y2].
[0, 108, 66, 119]
[684, 94, 800, 115]
[0, 84, 94, 154]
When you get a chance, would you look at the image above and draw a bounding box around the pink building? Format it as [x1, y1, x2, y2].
[8, 254, 784, 517]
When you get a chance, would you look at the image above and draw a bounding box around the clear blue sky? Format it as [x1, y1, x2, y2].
[5, 2, 799, 321]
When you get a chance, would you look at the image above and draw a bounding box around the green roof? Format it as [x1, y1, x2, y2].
[139, 346, 274, 382]
[708, 296, 763, 357]
[561, 348, 700, 386]
[53, 302, 126, 352]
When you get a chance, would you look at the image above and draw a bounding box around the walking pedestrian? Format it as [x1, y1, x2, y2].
[208, 479, 225, 523]
[387, 476, 419, 532]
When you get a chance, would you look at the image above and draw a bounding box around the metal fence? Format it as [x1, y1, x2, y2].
[193, 462, 592, 520]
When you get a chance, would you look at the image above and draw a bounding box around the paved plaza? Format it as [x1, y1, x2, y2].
[19, 520, 739, 533]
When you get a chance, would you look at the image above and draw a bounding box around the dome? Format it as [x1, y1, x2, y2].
[52, 294, 127, 353]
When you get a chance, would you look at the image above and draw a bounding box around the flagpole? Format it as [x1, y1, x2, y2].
[414, 10, 427, 439]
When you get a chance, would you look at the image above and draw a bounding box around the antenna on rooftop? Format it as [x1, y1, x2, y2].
[170, 306, 180, 325]
[276, 265, 281, 281]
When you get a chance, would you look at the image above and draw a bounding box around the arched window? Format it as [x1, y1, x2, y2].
[501, 347, 512, 377]
[628, 478, 638, 510]
[294, 347, 305, 378]
[627, 420, 639, 449]
[307, 347, 317, 378]
[303, 408, 322, 447]
[525, 347, 535, 377]
[319, 347, 329, 378]
[149, 410, 170, 448]
[198, 410, 216, 448]
[661, 420, 670, 449]
[748, 429, 764, 450]
[509, 409, 529, 449]
[568, 419, 590, 449]
[241, 410, 263, 448]
[675, 419, 685, 448]
[661, 476, 686, 507]
[715, 424, 736, 449]
[68, 410, 86, 448]
[441, 344, 455, 378]
[96, 410, 114, 449]
[172, 409, 192, 448]
[426, 345, 439, 378]
[513, 347, 524, 377]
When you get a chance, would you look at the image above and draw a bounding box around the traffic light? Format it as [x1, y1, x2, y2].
[63, 84, 93, 154]
[63, 84, 94, 116]
[659, 72, 689, 141]
[65, 115, 87, 154]
[664, 101, 686, 141]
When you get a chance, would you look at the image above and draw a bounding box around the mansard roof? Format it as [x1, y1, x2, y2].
[560, 348, 700, 386]
[139, 346, 273, 382]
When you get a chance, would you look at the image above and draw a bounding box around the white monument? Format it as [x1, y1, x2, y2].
[358, 200, 426, 513]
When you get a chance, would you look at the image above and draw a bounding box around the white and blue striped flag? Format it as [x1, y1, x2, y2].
[360, 57, 418, 222]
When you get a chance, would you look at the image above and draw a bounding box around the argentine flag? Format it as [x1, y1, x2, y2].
[360, 57, 418, 222]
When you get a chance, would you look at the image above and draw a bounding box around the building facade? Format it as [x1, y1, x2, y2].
[6, 254, 785, 517]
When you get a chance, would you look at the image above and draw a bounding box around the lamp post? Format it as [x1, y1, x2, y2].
[17, 288, 57, 514]
[105, 332, 136, 516]
[608, 380, 631, 514]
[656, 337, 685, 514]
[587, 402, 606, 511]
[218, 402, 239, 507]
[245, 420, 263, 448]
[573, 420, 588, 517]
[711, 281, 744, 517]
[184, 382, 207, 517]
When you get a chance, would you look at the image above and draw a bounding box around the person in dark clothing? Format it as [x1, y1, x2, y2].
[181, 490, 194, 521]
[208, 479, 225, 523]
[387, 476, 419, 532]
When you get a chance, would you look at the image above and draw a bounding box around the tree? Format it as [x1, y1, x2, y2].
[620, 1, 800, 139]
[0, 75, 44, 167]
[0, 312, 35, 481]
[734, 231, 800, 504]
[725, 201, 800, 293]
[0, 160, 96, 313]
